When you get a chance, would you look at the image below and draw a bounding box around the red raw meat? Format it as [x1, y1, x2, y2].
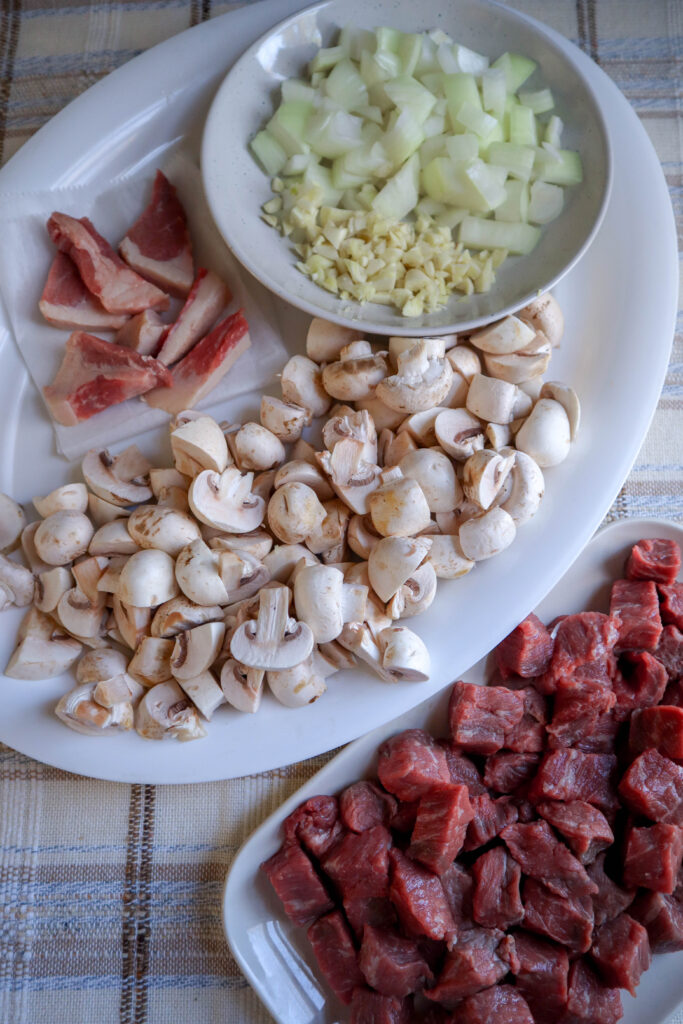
[541, 613, 619, 692]
[322, 825, 391, 901]
[464, 794, 519, 851]
[408, 784, 472, 875]
[630, 889, 683, 952]
[610, 579, 662, 652]
[439, 743, 487, 795]
[664, 679, 683, 706]
[530, 748, 618, 812]
[307, 909, 364, 1005]
[283, 795, 343, 858]
[512, 932, 569, 1024]
[619, 748, 683, 825]
[440, 861, 473, 929]
[514, 798, 538, 822]
[119, 170, 194, 296]
[561, 958, 623, 1024]
[590, 912, 650, 995]
[546, 679, 616, 749]
[484, 752, 541, 793]
[471, 847, 524, 929]
[114, 309, 166, 355]
[448, 682, 524, 754]
[627, 538, 681, 585]
[423, 927, 511, 1007]
[588, 853, 635, 927]
[47, 212, 168, 314]
[388, 849, 456, 943]
[377, 730, 450, 802]
[613, 649, 669, 719]
[344, 896, 397, 938]
[629, 705, 683, 759]
[522, 878, 594, 953]
[389, 800, 420, 834]
[144, 308, 251, 414]
[504, 687, 547, 753]
[501, 821, 596, 899]
[659, 583, 683, 630]
[261, 842, 333, 927]
[623, 823, 683, 893]
[349, 988, 411, 1024]
[39, 251, 129, 330]
[458, 984, 534, 1024]
[156, 268, 231, 365]
[43, 330, 172, 426]
[572, 711, 621, 754]
[359, 925, 432, 998]
[654, 625, 683, 680]
[495, 612, 554, 679]
[340, 782, 397, 833]
[537, 800, 613, 864]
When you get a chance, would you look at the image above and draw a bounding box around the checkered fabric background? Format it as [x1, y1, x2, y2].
[0, 1, 681, 1022]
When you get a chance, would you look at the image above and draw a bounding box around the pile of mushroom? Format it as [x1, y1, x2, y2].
[0, 292, 578, 743]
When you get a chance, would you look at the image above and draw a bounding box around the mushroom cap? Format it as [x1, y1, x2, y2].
[220, 659, 265, 713]
[354, 394, 405, 432]
[378, 625, 430, 682]
[76, 646, 129, 684]
[34, 510, 95, 566]
[127, 505, 201, 557]
[458, 507, 517, 561]
[322, 353, 390, 402]
[260, 395, 308, 442]
[376, 346, 453, 414]
[306, 318, 361, 363]
[267, 482, 327, 545]
[233, 422, 286, 472]
[88, 493, 131, 527]
[175, 538, 229, 606]
[399, 448, 461, 514]
[519, 292, 564, 347]
[89, 519, 139, 557]
[117, 550, 179, 607]
[189, 468, 265, 534]
[82, 446, 153, 507]
[515, 398, 571, 468]
[398, 408, 448, 446]
[462, 449, 515, 510]
[293, 564, 344, 643]
[267, 657, 327, 708]
[540, 381, 581, 441]
[386, 562, 437, 619]
[483, 336, 551, 384]
[21, 522, 52, 573]
[263, 544, 319, 583]
[501, 451, 545, 525]
[389, 336, 446, 365]
[135, 681, 206, 741]
[317, 440, 381, 516]
[466, 373, 517, 424]
[0, 493, 26, 554]
[305, 499, 350, 557]
[111, 596, 151, 651]
[33, 483, 88, 518]
[281, 354, 331, 418]
[170, 415, 229, 474]
[427, 535, 475, 579]
[35, 566, 73, 612]
[209, 529, 273, 562]
[171, 621, 225, 681]
[0, 553, 34, 608]
[380, 429, 418, 468]
[274, 461, 335, 501]
[347, 515, 381, 560]
[368, 477, 432, 538]
[468, 315, 536, 355]
[57, 586, 107, 639]
[434, 408, 485, 461]
[55, 683, 133, 736]
[447, 346, 481, 382]
[368, 536, 432, 602]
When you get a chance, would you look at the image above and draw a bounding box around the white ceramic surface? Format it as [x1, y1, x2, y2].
[224, 517, 683, 1024]
[202, 0, 612, 336]
[0, 0, 676, 784]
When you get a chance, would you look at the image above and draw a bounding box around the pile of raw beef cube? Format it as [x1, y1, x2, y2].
[262, 537, 683, 1023]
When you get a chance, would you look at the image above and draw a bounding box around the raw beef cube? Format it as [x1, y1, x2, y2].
[523, 878, 594, 953]
[484, 752, 541, 793]
[630, 890, 683, 952]
[573, 711, 621, 755]
[464, 794, 519, 851]
[322, 825, 392, 901]
[619, 748, 683, 824]
[458, 984, 534, 1024]
[377, 730, 450, 802]
[47, 212, 169, 313]
[156, 268, 232, 365]
[588, 853, 635, 927]
[43, 331, 172, 426]
[448, 682, 524, 754]
[664, 679, 683, 707]
[562, 959, 623, 1024]
[546, 679, 616, 749]
[440, 862, 473, 929]
[423, 927, 510, 1007]
[537, 800, 613, 864]
[115, 309, 166, 355]
[610, 579, 662, 652]
[623, 823, 683, 893]
[530, 748, 619, 812]
[39, 251, 129, 330]
[359, 925, 433, 997]
[340, 782, 397, 833]
[283, 795, 343, 858]
[626, 538, 681, 585]
[388, 849, 456, 943]
[408, 784, 473, 874]
[261, 843, 334, 926]
[629, 705, 683, 759]
[659, 583, 683, 630]
[307, 910, 364, 1005]
[119, 170, 194, 296]
[389, 800, 420, 834]
[472, 847, 524, 929]
[143, 309, 251, 414]
[344, 896, 397, 938]
[350, 988, 411, 1024]
[541, 612, 619, 691]
[495, 612, 554, 679]
[439, 743, 487, 795]
[504, 687, 547, 753]
[654, 625, 683, 680]
[512, 932, 569, 1024]
[501, 821, 597, 899]
[590, 913, 650, 995]
[613, 650, 668, 718]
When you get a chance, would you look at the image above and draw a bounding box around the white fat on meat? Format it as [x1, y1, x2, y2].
[115, 309, 166, 356]
[119, 170, 194, 298]
[39, 252, 130, 331]
[156, 268, 231, 366]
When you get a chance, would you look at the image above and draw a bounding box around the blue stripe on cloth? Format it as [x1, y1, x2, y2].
[0, 974, 250, 993]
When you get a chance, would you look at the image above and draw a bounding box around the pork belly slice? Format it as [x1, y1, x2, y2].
[43, 331, 172, 426]
[119, 170, 194, 297]
[143, 309, 250, 415]
[156, 268, 232, 366]
[47, 212, 169, 314]
[39, 251, 130, 331]
[114, 309, 166, 356]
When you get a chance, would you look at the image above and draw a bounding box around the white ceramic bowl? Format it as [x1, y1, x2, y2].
[201, 0, 612, 336]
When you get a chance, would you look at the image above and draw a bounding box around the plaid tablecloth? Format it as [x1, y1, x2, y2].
[0, 1, 680, 1022]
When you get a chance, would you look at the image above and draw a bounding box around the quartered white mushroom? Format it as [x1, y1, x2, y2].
[267, 656, 327, 708]
[82, 446, 153, 507]
[519, 293, 564, 347]
[89, 520, 139, 557]
[398, 408, 447, 447]
[427, 535, 475, 579]
[20, 522, 51, 573]
[0, 493, 26, 553]
[379, 429, 419, 468]
[0, 553, 34, 609]
[459, 507, 517, 560]
[128, 636, 175, 686]
[76, 646, 129, 684]
[306, 318, 361, 363]
[175, 538, 229, 606]
[344, 561, 393, 637]
[485, 423, 512, 450]
[175, 669, 225, 720]
[209, 530, 272, 563]
[274, 461, 335, 501]
[231, 422, 286, 472]
[35, 566, 72, 612]
[217, 549, 270, 603]
[170, 621, 225, 681]
[466, 374, 518, 424]
[376, 341, 453, 414]
[111, 597, 151, 650]
[57, 587, 107, 638]
[321, 346, 389, 403]
[260, 395, 308, 442]
[388, 336, 445, 365]
[291, 438, 318, 465]
[126, 505, 200, 557]
[135, 680, 206, 741]
[541, 382, 581, 441]
[281, 354, 331, 418]
[468, 315, 536, 355]
[306, 500, 350, 561]
[434, 408, 485, 461]
[336, 622, 393, 682]
[515, 398, 571, 467]
[368, 535, 432, 602]
[386, 562, 437, 619]
[5, 607, 82, 679]
[484, 334, 551, 384]
[95, 555, 127, 595]
[512, 387, 534, 420]
[34, 511, 94, 566]
[170, 414, 230, 475]
[230, 585, 314, 671]
[263, 544, 318, 583]
[447, 345, 481, 383]
[368, 471, 431, 538]
[250, 469, 277, 504]
[501, 451, 545, 525]
[347, 515, 381, 559]
[462, 450, 515, 510]
[323, 408, 377, 465]
[293, 564, 346, 643]
[71, 555, 109, 604]
[88, 493, 131, 526]
[55, 683, 134, 736]
[220, 659, 265, 713]
[399, 449, 461, 513]
[378, 626, 430, 682]
[151, 596, 224, 638]
[354, 394, 405, 432]
[267, 482, 327, 545]
[33, 483, 88, 518]
[189, 468, 265, 534]
[117, 549, 178, 607]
